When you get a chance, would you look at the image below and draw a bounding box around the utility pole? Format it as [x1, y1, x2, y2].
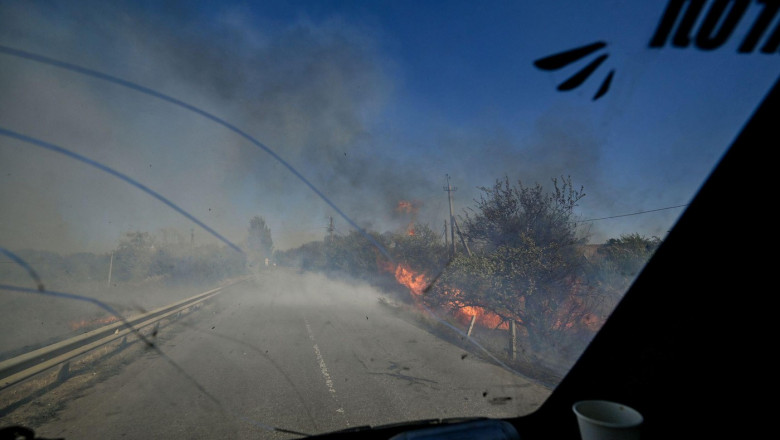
[327, 216, 334, 241]
[107, 251, 113, 287]
[453, 218, 472, 257]
[444, 174, 457, 258]
[444, 220, 449, 249]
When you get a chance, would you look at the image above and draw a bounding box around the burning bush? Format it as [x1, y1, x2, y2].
[272, 176, 660, 368]
[425, 177, 594, 354]
[387, 223, 448, 276]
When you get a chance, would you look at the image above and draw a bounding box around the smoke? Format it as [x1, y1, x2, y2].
[0, 1, 687, 257]
[0, 1, 401, 252]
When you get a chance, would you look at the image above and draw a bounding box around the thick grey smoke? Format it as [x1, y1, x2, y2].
[0, 2, 403, 252]
[0, 1, 684, 256]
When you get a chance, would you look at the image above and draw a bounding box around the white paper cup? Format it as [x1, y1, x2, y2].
[572, 400, 643, 440]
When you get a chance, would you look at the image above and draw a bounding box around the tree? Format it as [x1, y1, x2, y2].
[584, 233, 662, 313]
[325, 229, 390, 279]
[274, 227, 393, 282]
[598, 233, 661, 278]
[427, 176, 590, 352]
[462, 176, 585, 252]
[246, 216, 274, 268]
[155, 243, 247, 285]
[113, 231, 156, 281]
[389, 223, 448, 276]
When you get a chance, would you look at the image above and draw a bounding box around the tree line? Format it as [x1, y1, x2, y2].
[0, 218, 274, 288]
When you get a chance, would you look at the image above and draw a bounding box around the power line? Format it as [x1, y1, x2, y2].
[577, 204, 688, 223]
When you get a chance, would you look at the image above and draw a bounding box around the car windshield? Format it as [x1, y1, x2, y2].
[1, 0, 777, 438]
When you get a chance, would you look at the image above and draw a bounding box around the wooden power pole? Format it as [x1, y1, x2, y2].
[444, 220, 449, 249]
[444, 174, 457, 258]
[107, 251, 113, 287]
[453, 218, 472, 257]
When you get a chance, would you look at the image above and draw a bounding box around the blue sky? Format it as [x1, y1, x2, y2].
[1, 0, 778, 252]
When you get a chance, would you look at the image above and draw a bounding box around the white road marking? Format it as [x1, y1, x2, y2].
[304, 317, 349, 426]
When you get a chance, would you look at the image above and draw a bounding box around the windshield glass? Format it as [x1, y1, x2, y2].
[1, 0, 777, 438]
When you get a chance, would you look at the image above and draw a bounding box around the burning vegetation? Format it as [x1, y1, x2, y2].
[274, 176, 661, 364]
[382, 262, 508, 330]
[69, 315, 119, 331]
[396, 200, 420, 236]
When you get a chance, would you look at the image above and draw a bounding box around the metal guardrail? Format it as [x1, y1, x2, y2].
[0, 276, 251, 389]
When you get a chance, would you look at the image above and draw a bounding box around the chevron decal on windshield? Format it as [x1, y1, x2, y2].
[533, 41, 615, 101]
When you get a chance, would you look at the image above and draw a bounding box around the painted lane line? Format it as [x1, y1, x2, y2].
[304, 317, 350, 426]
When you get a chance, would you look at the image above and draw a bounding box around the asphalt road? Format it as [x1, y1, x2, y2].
[32, 269, 551, 439]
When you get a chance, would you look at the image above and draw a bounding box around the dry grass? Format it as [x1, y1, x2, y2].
[375, 295, 568, 388]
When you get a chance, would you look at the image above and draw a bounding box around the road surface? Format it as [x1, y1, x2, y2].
[30, 269, 551, 439]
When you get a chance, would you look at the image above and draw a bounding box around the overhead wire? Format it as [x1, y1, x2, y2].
[576, 204, 688, 223]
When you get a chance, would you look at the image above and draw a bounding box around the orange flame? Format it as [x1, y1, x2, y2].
[392, 263, 428, 296]
[450, 293, 510, 330]
[69, 315, 119, 331]
[396, 200, 418, 214]
[381, 255, 604, 337]
[396, 200, 420, 236]
[382, 261, 509, 330]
